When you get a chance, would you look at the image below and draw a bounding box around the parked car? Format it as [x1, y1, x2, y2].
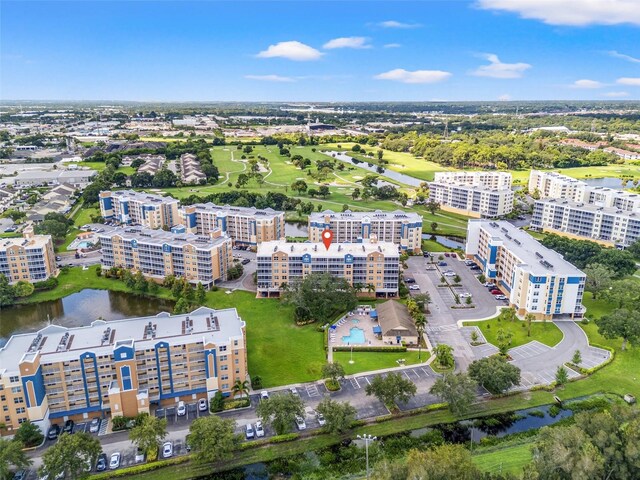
[260, 390, 270, 400]
[177, 401, 186, 416]
[459, 292, 472, 298]
[404, 277, 415, 283]
[89, 418, 100, 433]
[423, 252, 431, 257]
[295, 415, 307, 430]
[135, 448, 145, 464]
[470, 265, 481, 270]
[409, 285, 420, 290]
[484, 282, 495, 288]
[443, 272, 456, 277]
[198, 398, 208, 412]
[317, 413, 326, 426]
[55, 256, 62, 261]
[162, 441, 173, 458]
[109, 452, 121, 470]
[490, 289, 502, 295]
[185, 440, 191, 452]
[12, 470, 26, 480]
[63, 419, 75, 434]
[255, 421, 265, 438]
[464, 260, 474, 266]
[290, 387, 299, 396]
[47, 424, 61, 440]
[241, 258, 250, 265]
[245, 423, 255, 439]
[495, 295, 508, 300]
[438, 261, 448, 266]
[96, 453, 108, 472]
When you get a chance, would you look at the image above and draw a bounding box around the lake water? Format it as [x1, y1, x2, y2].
[1, 289, 174, 346]
[285, 221, 308, 237]
[423, 235, 466, 249]
[327, 151, 424, 187]
[582, 177, 636, 189]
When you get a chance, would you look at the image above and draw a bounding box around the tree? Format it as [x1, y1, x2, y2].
[593, 248, 636, 278]
[321, 362, 345, 386]
[232, 379, 250, 398]
[430, 222, 438, 233]
[414, 313, 428, 360]
[468, 356, 521, 394]
[209, 391, 225, 413]
[40, 432, 101, 480]
[602, 279, 640, 310]
[195, 282, 206, 305]
[0, 439, 32, 478]
[403, 444, 481, 480]
[315, 397, 357, 434]
[584, 263, 615, 300]
[351, 187, 360, 200]
[256, 393, 305, 435]
[12, 281, 34, 298]
[173, 297, 190, 314]
[318, 185, 330, 198]
[425, 200, 441, 215]
[13, 420, 44, 448]
[572, 349, 582, 366]
[129, 414, 167, 455]
[434, 344, 454, 368]
[290, 180, 308, 195]
[496, 328, 514, 355]
[429, 373, 477, 417]
[555, 365, 569, 386]
[524, 313, 535, 337]
[1, 275, 16, 306]
[365, 372, 417, 410]
[596, 308, 640, 350]
[188, 415, 239, 464]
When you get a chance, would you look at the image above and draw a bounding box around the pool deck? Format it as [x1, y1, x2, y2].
[329, 307, 385, 348]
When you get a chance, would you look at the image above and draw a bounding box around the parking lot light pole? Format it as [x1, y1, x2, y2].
[357, 434, 377, 479]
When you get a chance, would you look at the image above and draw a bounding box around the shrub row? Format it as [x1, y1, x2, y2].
[579, 343, 615, 375]
[92, 455, 189, 479]
[332, 346, 407, 353]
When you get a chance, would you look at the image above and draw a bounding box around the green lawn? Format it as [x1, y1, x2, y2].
[333, 350, 430, 375]
[463, 316, 564, 349]
[422, 238, 453, 252]
[472, 442, 533, 475]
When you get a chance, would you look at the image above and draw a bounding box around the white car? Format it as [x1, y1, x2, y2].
[495, 295, 508, 300]
[255, 421, 265, 437]
[162, 441, 173, 458]
[260, 390, 269, 401]
[177, 401, 186, 416]
[459, 292, 472, 298]
[295, 415, 306, 430]
[198, 398, 207, 412]
[109, 452, 121, 470]
[89, 418, 100, 433]
[245, 423, 255, 439]
[409, 285, 420, 290]
[290, 387, 299, 396]
[135, 448, 145, 464]
[317, 413, 326, 426]
[443, 271, 456, 277]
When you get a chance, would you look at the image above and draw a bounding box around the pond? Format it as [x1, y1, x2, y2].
[1, 289, 174, 346]
[285, 221, 309, 237]
[422, 235, 466, 249]
[582, 177, 636, 190]
[328, 151, 423, 187]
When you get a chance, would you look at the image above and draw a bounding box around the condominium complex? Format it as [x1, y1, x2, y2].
[528, 170, 584, 200]
[99, 190, 180, 229]
[308, 209, 423, 253]
[97, 225, 232, 287]
[0, 307, 247, 435]
[179, 203, 285, 248]
[0, 226, 57, 284]
[180, 153, 206, 184]
[428, 183, 514, 218]
[466, 220, 586, 320]
[433, 171, 512, 190]
[531, 199, 640, 247]
[256, 239, 400, 297]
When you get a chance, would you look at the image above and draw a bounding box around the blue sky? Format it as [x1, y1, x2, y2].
[1, 0, 639, 101]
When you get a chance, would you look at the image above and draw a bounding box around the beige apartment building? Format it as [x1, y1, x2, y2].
[99, 190, 180, 229]
[0, 226, 57, 284]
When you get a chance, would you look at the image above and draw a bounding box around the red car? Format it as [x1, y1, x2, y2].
[490, 289, 502, 295]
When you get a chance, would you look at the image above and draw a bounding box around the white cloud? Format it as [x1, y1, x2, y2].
[603, 91, 630, 97]
[571, 79, 604, 89]
[617, 77, 640, 86]
[472, 54, 531, 79]
[607, 51, 640, 63]
[477, 0, 640, 26]
[377, 20, 422, 29]
[383, 43, 402, 49]
[374, 69, 452, 84]
[498, 94, 512, 101]
[323, 37, 371, 49]
[256, 41, 323, 61]
[244, 74, 295, 83]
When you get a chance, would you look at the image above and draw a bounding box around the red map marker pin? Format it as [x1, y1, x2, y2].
[321, 229, 333, 250]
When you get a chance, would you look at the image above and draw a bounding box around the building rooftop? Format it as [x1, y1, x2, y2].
[0, 307, 244, 373]
[472, 220, 585, 277]
[310, 209, 421, 221]
[94, 224, 229, 249]
[186, 202, 284, 219]
[0, 232, 52, 250]
[429, 181, 513, 193]
[13, 170, 97, 180]
[106, 190, 179, 204]
[536, 198, 640, 218]
[257, 239, 400, 258]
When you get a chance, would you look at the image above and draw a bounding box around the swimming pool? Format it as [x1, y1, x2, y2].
[342, 327, 365, 344]
[76, 241, 93, 249]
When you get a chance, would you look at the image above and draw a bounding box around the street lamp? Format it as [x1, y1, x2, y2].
[357, 434, 377, 479]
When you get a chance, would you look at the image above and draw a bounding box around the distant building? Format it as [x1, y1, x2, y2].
[97, 225, 232, 287]
[0, 226, 57, 284]
[99, 190, 180, 229]
[0, 307, 247, 435]
[466, 220, 585, 320]
[308, 209, 423, 253]
[256, 239, 400, 298]
[179, 153, 206, 184]
[433, 171, 512, 190]
[428, 183, 514, 218]
[12, 170, 97, 188]
[122, 154, 165, 174]
[559, 139, 607, 151]
[179, 203, 285, 248]
[603, 147, 640, 160]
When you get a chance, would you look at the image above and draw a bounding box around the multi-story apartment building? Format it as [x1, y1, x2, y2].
[308, 209, 423, 253]
[256, 239, 400, 298]
[179, 203, 285, 248]
[466, 220, 586, 320]
[0, 226, 57, 284]
[0, 307, 247, 435]
[428, 183, 514, 218]
[99, 190, 180, 229]
[433, 171, 512, 190]
[97, 225, 232, 287]
[528, 170, 584, 200]
[531, 199, 640, 247]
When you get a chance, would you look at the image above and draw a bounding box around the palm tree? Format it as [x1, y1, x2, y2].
[414, 313, 428, 360]
[366, 283, 376, 295]
[232, 379, 250, 399]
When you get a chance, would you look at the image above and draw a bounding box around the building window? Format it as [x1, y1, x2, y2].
[18, 418, 27, 424]
[13, 397, 24, 404]
[9, 376, 19, 383]
[219, 346, 227, 352]
[16, 407, 25, 414]
[11, 387, 21, 394]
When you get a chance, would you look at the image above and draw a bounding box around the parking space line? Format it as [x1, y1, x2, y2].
[403, 371, 411, 380]
[364, 376, 371, 385]
[421, 367, 431, 377]
[350, 377, 360, 389]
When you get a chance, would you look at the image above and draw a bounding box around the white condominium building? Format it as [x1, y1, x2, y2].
[308, 209, 423, 253]
[256, 240, 400, 298]
[531, 199, 640, 247]
[179, 203, 285, 248]
[466, 220, 586, 320]
[528, 170, 584, 200]
[428, 183, 514, 218]
[99, 190, 180, 230]
[0, 226, 57, 284]
[433, 171, 512, 190]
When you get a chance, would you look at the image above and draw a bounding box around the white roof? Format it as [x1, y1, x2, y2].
[257, 240, 400, 258]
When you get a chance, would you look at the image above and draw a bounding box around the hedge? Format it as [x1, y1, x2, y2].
[579, 343, 615, 375]
[332, 346, 407, 353]
[92, 456, 190, 479]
